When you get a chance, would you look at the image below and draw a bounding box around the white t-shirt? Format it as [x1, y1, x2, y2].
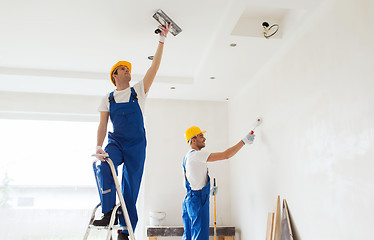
[97, 80, 147, 113]
[184, 149, 211, 190]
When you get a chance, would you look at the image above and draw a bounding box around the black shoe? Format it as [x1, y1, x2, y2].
[117, 230, 129, 240]
[92, 208, 118, 226]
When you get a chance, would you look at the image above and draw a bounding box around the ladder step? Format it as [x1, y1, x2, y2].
[88, 225, 127, 230]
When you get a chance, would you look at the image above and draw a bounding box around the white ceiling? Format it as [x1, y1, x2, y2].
[0, 0, 325, 102]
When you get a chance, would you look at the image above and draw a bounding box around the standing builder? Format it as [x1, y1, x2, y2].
[93, 23, 171, 240]
[182, 126, 255, 240]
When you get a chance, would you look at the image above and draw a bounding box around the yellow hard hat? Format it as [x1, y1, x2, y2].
[110, 61, 132, 85]
[185, 126, 206, 143]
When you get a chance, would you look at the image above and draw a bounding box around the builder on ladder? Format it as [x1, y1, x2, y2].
[94, 23, 171, 240]
[182, 126, 255, 240]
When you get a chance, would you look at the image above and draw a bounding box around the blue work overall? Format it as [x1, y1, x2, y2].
[97, 87, 146, 233]
[182, 152, 211, 240]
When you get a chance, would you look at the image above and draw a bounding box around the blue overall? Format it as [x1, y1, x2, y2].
[97, 87, 146, 233]
[182, 151, 211, 240]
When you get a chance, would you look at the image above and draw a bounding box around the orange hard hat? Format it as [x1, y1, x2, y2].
[185, 126, 206, 143]
[110, 61, 132, 85]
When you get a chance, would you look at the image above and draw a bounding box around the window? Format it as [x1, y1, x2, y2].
[0, 119, 102, 186]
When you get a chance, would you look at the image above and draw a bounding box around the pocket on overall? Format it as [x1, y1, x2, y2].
[186, 193, 202, 218]
[124, 111, 140, 126]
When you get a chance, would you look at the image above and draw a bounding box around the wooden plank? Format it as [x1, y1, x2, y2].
[271, 195, 281, 240]
[265, 212, 274, 240]
[146, 226, 235, 237]
[280, 199, 294, 240]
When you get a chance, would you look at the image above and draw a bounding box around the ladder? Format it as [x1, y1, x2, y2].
[83, 154, 136, 240]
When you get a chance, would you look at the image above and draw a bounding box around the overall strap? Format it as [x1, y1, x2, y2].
[108, 91, 115, 103]
[130, 87, 138, 102]
[182, 156, 187, 181]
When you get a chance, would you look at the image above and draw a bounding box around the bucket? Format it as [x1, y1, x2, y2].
[149, 211, 166, 226]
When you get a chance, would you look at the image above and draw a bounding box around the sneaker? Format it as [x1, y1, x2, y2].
[92, 208, 118, 226]
[117, 230, 129, 240]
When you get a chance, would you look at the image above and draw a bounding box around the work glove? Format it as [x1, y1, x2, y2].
[96, 146, 107, 161]
[158, 22, 171, 44]
[241, 131, 255, 145]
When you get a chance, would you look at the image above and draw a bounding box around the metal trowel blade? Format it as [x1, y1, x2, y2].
[153, 9, 182, 36]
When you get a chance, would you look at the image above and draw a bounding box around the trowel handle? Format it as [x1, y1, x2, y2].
[155, 21, 170, 34]
[214, 178, 216, 187]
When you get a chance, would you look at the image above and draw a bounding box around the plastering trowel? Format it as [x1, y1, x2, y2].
[153, 9, 182, 36]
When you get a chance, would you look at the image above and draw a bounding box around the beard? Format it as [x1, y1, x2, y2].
[197, 142, 205, 150]
[125, 74, 131, 82]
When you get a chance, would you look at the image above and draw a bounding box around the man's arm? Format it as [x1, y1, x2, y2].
[143, 23, 171, 94]
[207, 131, 255, 162]
[207, 141, 244, 162]
[97, 111, 109, 148]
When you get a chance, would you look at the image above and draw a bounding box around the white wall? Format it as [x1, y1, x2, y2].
[228, 0, 374, 239]
[142, 99, 231, 239]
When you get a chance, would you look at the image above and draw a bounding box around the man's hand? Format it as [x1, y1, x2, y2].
[242, 131, 255, 145]
[96, 146, 107, 161]
[158, 23, 171, 44]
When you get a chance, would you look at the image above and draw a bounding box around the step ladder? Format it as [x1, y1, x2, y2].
[83, 154, 136, 240]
